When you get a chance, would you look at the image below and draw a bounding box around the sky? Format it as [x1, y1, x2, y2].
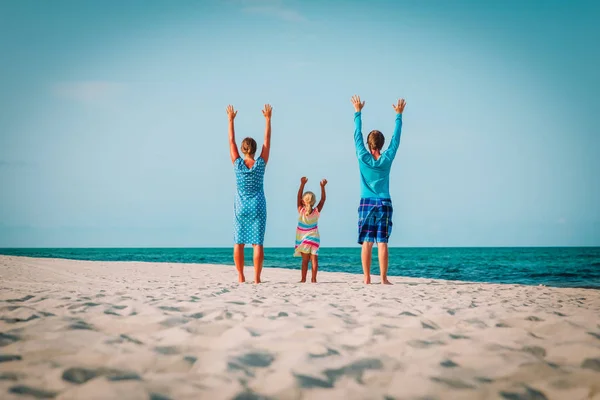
[0, 0, 599, 248]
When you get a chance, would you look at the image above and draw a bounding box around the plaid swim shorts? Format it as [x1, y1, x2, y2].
[357, 198, 393, 244]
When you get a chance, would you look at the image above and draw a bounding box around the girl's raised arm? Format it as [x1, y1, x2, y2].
[316, 179, 328, 212]
[260, 104, 273, 164]
[297, 177, 307, 211]
[227, 105, 240, 164]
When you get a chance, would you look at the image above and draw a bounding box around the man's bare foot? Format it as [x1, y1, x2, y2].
[238, 274, 246, 283]
[382, 278, 392, 285]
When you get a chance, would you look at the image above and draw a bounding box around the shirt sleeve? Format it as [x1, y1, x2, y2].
[354, 112, 369, 158]
[385, 114, 403, 160]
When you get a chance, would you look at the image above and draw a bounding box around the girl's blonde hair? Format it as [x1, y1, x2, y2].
[302, 191, 316, 215]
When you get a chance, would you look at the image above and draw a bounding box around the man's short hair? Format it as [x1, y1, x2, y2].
[367, 130, 385, 151]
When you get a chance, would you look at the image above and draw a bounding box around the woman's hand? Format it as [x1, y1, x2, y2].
[301, 177, 308, 185]
[320, 179, 328, 187]
[262, 104, 272, 119]
[227, 105, 237, 121]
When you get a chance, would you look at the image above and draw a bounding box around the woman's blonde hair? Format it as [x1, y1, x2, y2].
[302, 191, 316, 215]
[241, 137, 257, 156]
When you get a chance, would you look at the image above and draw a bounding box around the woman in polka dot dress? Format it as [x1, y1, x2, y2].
[227, 104, 272, 284]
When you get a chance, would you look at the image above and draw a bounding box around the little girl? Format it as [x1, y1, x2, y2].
[294, 176, 327, 283]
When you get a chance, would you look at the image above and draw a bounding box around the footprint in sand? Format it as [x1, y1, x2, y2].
[6, 295, 35, 303]
[0, 354, 22, 363]
[522, 346, 546, 358]
[499, 385, 548, 400]
[295, 358, 383, 389]
[581, 358, 600, 372]
[9, 385, 57, 399]
[62, 367, 141, 384]
[228, 351, 275, 378]
[421, 320, 440, 330]
[440, 359, 459, 368]
[0, 372, 20, 381]
[154, 346, 179, 355]
[68, 320, 94, 330]
[431, 376, 475, 389]
[0, 332, 20, 347]
[407, 340, 446, 349]
[150, 393, 172, 400]
[308, 344, 340, 359]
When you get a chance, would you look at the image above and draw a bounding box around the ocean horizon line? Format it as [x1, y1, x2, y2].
[1, 245, 599, 250]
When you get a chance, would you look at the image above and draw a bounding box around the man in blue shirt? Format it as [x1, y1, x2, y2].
[351, 95, 406, 284]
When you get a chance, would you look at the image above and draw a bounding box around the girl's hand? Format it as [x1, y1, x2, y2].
[226, 105, 237, 121]
[262, 104, 273, 119]
[301, 177, 308, 184]
[320, 179, 327, 187]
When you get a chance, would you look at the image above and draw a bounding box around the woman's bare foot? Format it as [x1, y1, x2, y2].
[311, 279, 317, 283]
[364, 277, 371, 284]
[382, 279, 392, 285]
[238, 274, 246, 283]
[299, 279, 306, 283]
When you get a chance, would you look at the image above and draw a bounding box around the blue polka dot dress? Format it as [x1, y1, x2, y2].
[233, 157, 267, 245]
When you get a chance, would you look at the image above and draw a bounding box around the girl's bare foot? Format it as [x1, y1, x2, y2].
[311, 279, 317, 283]
[382, 279, 392, 285]
[299, 279, 306, 283]
[364, 277, 371, 284]
[238, 274, 246, 283]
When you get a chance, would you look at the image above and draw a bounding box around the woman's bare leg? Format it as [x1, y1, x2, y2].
[300, 253, 310, 282]
[252, 244, 264, 284]
[310, 254, 319, 283]
[234, 244, 245, 283]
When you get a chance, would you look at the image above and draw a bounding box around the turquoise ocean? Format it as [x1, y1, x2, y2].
[1, 247, 599, 289]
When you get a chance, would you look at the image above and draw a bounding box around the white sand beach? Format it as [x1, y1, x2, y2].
[0, 255, 599, 399]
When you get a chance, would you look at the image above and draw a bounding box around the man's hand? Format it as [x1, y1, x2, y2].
[300, 177, 308, 185]
[227, 105, 237, 121]
[262, 104, 273, 119]
[392, 98, 406, 114]
[351, 95, 365, 112]
[320, 179, 327, 187]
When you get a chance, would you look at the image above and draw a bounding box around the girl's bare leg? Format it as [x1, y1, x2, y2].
[252, 244, 264, 284]
[234, 244, 245, 283]
[310, 254, 319, 283]
[300, 253, 310, 282]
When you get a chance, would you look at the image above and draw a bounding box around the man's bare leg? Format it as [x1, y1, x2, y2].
[361, 241, 374, 284]
[377, 242, 392, 284]
[252, 244, 264, 284]
[234, 244, 245, 283]
[300, 253, 309, 282]
[310, 254, 319, 283]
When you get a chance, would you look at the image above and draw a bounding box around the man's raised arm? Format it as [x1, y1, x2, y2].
[386, 98, 406, 159]
[351, 94, 368, 157]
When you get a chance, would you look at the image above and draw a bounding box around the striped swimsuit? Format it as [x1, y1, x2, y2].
[294, 207, 320, 256]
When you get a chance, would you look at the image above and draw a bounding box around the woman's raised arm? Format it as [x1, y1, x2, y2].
[259, 104, 272, 164]
[227, 105, 240, 164]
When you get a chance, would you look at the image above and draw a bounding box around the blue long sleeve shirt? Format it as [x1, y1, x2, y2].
[354, 111, 403, 199]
